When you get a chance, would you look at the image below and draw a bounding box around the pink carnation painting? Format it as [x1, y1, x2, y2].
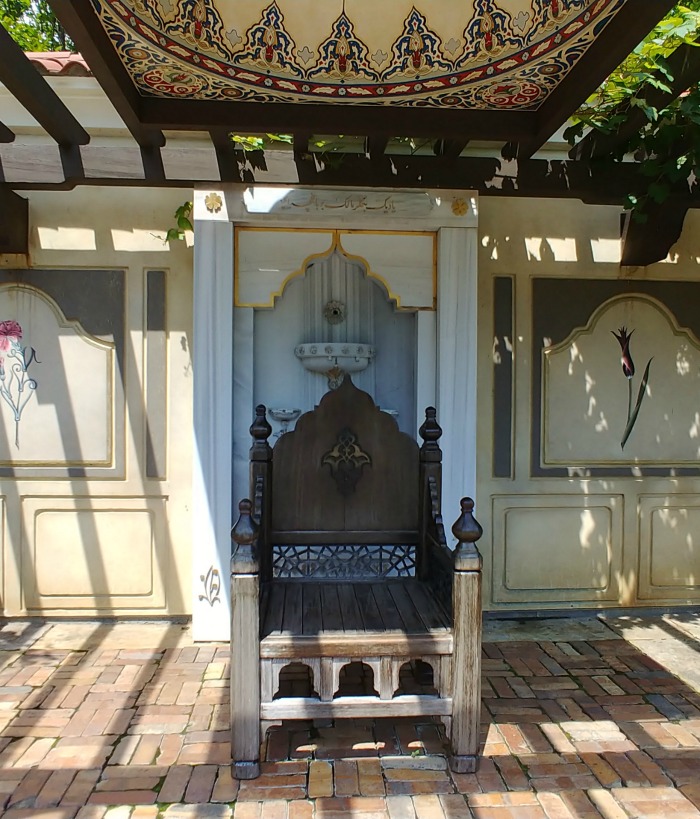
[0, 320, 22, 351]
[0, 321, 40, 449]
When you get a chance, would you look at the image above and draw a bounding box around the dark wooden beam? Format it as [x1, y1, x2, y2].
[49, 0, 165, 149]
[139, 97, 537, 143]
[0, 121, 14, 143]
[621, 203, 689, 266]
[293, 132, 312, 159]
[0, 188, 28, 254]
[572, 35, 700, 160]
[434, 139, 469, 159]
[140, 145, 165, 182]
[0, 24, 89, 147]
[1, 151, 650, 202]
[209, 128, 239, 183]
[519, 0, 677, 158]
[366, 136, 388, 161]
[59, 143, 85, 181]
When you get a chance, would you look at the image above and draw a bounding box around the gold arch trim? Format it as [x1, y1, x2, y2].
[234, 227, 437, 310]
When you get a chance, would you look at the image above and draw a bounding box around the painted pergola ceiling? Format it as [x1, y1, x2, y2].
[34, 0, 671, 145]
[97, 0, 622, 110]
[93, 0, 625, 110]
[0, 0, 688, 265]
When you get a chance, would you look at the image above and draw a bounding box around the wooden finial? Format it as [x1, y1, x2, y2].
[452, 497, 483, 571]
[231, 498, 259, 573]
[250, 405, 272, 460]
[419, 407, 442, 445]
[251, 405, 271, 442]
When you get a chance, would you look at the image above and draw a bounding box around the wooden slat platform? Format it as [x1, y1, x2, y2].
[260, 579, 453, 659]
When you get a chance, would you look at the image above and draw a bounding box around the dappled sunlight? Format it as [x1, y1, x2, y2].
[110, 228, 189, 251]
[546, 237, 578, 262]
[524, 236, 578, 262]
[590, 237, 621, 263]
[36, 226, 96, 251]
[578, 509, 597, 552]
[1, 618, 700, 812]
[243, 186, 294, 213]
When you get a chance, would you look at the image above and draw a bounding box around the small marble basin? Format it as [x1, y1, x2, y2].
[294, 342, 375, 374]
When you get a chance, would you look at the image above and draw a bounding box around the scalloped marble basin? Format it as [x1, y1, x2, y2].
[294, 342, 375, 374]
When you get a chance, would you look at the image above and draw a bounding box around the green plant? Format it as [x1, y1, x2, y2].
[165, 200, 193, 243]
[565, 2, 700, 220]
[1, 0, 72, 50]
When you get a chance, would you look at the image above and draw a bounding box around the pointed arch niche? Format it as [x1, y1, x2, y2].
[192, 188, 478, 640]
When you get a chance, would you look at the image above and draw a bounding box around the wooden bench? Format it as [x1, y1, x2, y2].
[230, 376, 483, 778]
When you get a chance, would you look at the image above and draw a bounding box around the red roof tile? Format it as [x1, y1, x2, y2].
[25, 52, 91, 77]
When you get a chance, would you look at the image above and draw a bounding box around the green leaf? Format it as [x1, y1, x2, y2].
[621, 358, 653, 450]
[648, 181, 670, 203]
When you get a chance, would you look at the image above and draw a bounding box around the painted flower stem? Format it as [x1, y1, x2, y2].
[627, 377, 633, 429]
[612, 326, 652, 450]
[620, 357, 653, 451]
[0, 322, 39, 449]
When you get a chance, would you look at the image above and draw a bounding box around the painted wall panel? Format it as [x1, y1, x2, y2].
[492, 494, 622, 604]
[145, 269, 168, 479]
[543, 296, 700, 466]
[0, 285, 114, 465]
[22, 496, 167, 611]
[639, 496, 700, 600]
[480, 199, 700, 611]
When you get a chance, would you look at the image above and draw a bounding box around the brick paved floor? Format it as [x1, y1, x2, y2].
[0, 616, 698, 818]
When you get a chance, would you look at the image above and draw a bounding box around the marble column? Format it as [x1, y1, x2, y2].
[192, 205, 234, 641]
[437, 227, 479, 529]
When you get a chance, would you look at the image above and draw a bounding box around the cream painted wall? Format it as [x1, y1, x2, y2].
[478, 197, 700, 610]
[0, 186, 193, 616]
[5, 185, 699, 617]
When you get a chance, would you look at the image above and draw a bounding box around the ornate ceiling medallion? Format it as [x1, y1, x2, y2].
[93, 0, 625, 110]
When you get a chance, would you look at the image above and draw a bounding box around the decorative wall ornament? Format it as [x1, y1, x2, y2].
[204, 192, 223, 213]
[93, 0, 623, 110]
[323, 300, 346, 325]
[0, 320, 39, 449]
[272, 543, 415, 578]
[321, 428, 371, 496]
[612, 327, 653, 450]
[451, 197, 469, 216]
[198, 565, 221, 606]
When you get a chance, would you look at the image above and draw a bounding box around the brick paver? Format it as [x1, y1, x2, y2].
[0, 621, 698, 817]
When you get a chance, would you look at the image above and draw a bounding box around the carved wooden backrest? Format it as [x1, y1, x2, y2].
[270, 377, 419, 536]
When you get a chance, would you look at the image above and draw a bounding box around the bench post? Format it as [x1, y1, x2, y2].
[230, 499, 261, 779]
[249, 404, 272, 579]
[418, 406, 442, 580]
[449, 497, 483, 774]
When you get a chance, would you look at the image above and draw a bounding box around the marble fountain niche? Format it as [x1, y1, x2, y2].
[253, 249, 416, 437]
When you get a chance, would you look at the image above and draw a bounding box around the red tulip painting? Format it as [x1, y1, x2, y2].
[612, 326, 652, 450]
[0, 320, 39, 448]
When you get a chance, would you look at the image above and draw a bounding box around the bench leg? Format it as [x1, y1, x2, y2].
[449, 568, 482, 774]
[231, 572, 260, 779]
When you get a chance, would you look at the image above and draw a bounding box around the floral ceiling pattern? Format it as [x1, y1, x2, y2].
[93, 0, 625, 109]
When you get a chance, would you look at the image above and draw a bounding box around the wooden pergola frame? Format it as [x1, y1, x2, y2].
[0, 0, 697, 265]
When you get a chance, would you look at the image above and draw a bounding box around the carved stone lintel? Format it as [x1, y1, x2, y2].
[231, 499, 260, 574]
[452, 497, 483, 572]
